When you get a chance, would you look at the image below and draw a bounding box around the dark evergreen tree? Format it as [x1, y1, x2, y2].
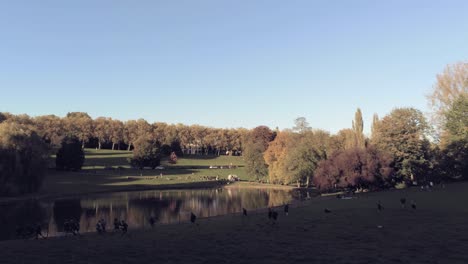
[56, 137, 85, 171]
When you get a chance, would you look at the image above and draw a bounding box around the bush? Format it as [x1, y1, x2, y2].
[56, 137, 85, 171]
[313, 146, 394, 191]
[129, 137, 161, 169]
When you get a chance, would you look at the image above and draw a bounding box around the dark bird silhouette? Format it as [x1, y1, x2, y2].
[400, 198, 406, 208]
[149, 217, 156, 228]
[190, 212, 197, 224]
[242, 208, 247, 216]
[411, 200, 417, 210]
[268, 208, 272, 219]
[324, 208, 331, 213]
[272, 211, 278, 221]
[377, 201, 384, 211]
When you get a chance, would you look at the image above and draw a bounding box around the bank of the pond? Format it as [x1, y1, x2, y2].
[1, 181, 467, 264]
[224, 181, 296, 190]
[0, 180, 296, 205]
[0, 181, 225, 204]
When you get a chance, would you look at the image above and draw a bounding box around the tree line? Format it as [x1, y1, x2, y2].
[243, 62, 467, 191]
[0, 61, 466, 195]
[0, 112, 249, 155]
[0, 112, 249, 195]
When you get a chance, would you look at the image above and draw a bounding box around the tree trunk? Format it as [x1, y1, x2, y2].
[82, 140, 85, 149]
[98, 141, 102, 150]
[306, 176, 310, 188]
[112, 142, 115, 150]
[296, 180, 301, 188]
[127, 143, 132, 151]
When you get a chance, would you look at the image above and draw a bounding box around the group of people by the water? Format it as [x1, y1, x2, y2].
[16, 223, 46, 239]
[111, 218, 128, 235]
[97, 218, 129, 235]
[64, 219, 80, 235]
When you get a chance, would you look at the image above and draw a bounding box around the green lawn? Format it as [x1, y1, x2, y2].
[38, 148, 252, 197]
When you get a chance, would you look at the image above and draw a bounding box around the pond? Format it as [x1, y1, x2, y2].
[0, 187, 308, 241]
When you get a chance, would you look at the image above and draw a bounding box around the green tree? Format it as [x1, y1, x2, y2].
[352, 108, 365, 148]
[371, 113, 380, 140]
[372, 108, 431, 183]
[444, 94, 468, 142]
[439, 95, 468, 180]
[292, 117, 311, 133]
[243, 126, 276, 181]
[286, 139, 325, 187]
[55, 137, 85, 171]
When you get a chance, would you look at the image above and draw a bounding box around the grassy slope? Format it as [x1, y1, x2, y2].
[37, 149, 252, 198]
[1, 182, 467, 263]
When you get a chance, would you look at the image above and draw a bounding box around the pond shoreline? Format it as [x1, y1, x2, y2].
[0, 181, 295, 204]
[2, 182, 467, 264]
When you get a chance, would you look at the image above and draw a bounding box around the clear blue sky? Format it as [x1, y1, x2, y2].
[1, 0, 467, 134]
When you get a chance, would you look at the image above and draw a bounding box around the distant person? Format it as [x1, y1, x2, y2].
[96, 221, 103, 234]
[190, 212, 197, 224]
[272, 211, 278, 222]
[411, 200, 417, 210]
[100, 218, 107, 233]
[35, 223, 45, 239]
[268, 208, 272, 220]
[72, 219, 80, 235]
[242, 208, 247, 216]
[121, 220, 128, 235]
[64, 220, 70, 234]
[114, 218, 120, 232]
[284, 204, 289, 216]
[16, 225, 23, 238]
[400, 198, 407, 209]
[149, 217, 156, 228]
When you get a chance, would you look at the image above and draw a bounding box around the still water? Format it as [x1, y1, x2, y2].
[0, 188, 302, 241]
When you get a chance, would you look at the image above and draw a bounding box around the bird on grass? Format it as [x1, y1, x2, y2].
[190, 212, 197, 224]
[149, 217, 156, 228]
[272, 211, 278, 221]
[324, 208, 332, 214]
[377, 201, 384, 211]
[400, 198, 406, 209]
[242, 208, 247, 216]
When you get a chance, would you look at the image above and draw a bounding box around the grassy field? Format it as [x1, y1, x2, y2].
[1, 182, 467, 263]
[31, 149, 254, 199]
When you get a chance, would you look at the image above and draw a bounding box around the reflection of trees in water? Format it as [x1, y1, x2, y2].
[0, 200, 49, 240]
[267, 190, 292, 207]
[1, 188, 295, 240]
[53, 199, 82, 232]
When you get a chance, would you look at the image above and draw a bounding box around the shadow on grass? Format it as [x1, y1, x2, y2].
[38, 170, 228, 200]
[84, 151, 131, 157]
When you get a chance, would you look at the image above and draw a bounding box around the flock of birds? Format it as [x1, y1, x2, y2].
[16, 196, 419, 240]
[128, 196, 419, 231]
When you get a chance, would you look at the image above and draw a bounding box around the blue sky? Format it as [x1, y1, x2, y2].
[1, 0, 467, 134]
